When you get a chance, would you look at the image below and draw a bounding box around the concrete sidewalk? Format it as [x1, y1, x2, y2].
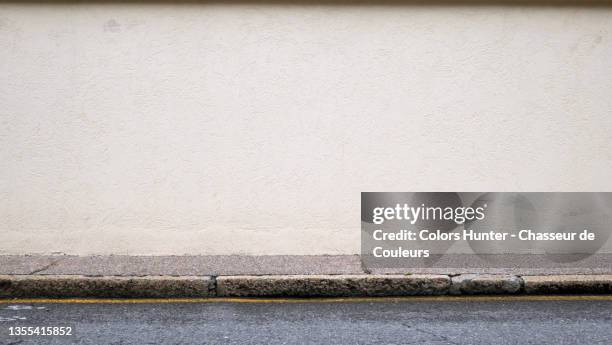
[1, 255, 612, 298]
[3, 255, 612, 276]
[0, 255, 363, 276]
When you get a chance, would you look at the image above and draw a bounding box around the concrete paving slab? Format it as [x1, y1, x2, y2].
[0, 255, 63, 275]
[0, 255, 365, 276]
[367, 253, 612, 275]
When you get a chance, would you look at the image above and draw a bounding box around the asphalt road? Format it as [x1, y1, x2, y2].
[1, 297, 611, 345]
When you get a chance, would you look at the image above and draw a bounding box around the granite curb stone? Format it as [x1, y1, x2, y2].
[450, 274, 523, 295]
[216, 274, 451, 297]
[0, 275, 213, 298]
[523, 274, 612, 294]
[0, 274, 610, 298]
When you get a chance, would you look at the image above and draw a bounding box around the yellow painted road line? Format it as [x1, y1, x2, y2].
[1, 295, 612, 304]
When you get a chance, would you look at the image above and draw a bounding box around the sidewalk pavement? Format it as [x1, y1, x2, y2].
[1, 255, 611, 298]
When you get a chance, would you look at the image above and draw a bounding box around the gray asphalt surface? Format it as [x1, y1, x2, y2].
[1, 299, 611, 345]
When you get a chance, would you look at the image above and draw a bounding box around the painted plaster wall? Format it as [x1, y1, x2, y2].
[1, 4, 611, 255]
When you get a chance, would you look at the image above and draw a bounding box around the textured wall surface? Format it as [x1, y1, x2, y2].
[1, 4, 611, 255]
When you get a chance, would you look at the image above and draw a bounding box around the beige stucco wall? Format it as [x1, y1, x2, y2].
[1, 3, 611, 255]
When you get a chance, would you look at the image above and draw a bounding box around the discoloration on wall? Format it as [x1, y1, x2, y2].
[103, 19, 121, 32]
